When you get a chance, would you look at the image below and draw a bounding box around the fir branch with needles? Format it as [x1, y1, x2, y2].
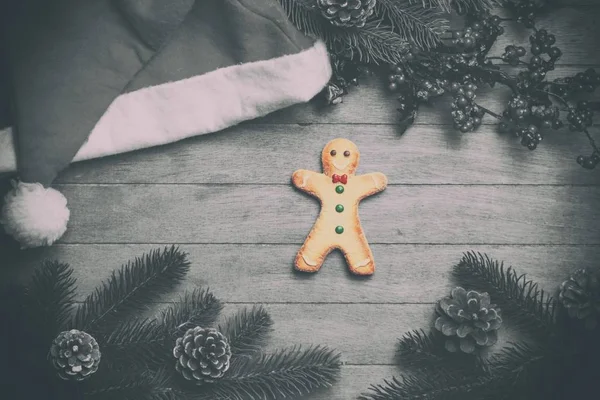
[72, 246, 190, 335]
[1, 248, 343, 400]
[28, 261, 77, 341]
[452, 0, 501, 13]
[490, 342, 548, 381]
[102, 318, 172, 369]
[377, 0, 449, 50]
[327, 22, 411, 65]
[278, 0, 497, 63]
[481, 343, 571, 400]
[278, 0, 411, 64]
[397, 329, 485, 374]
[366, 342, 556, 400]
[359, 368, 494, 400]
[415, 0, 453, 13]
[219, 305, 273, 357]
[417, 0, 500, 13]
[206, 346, 341, 400]
[453, 251, 556, 337]
[84, 369, 176, 400]
[278, 0, 326, 39]
[361, 251, 600, 399]
[398, 329, 445, 363]
[361, 349, 554, 400]
[161, 288, 223, 337]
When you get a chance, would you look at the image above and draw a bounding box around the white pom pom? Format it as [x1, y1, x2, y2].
[1, 181, 70, 248]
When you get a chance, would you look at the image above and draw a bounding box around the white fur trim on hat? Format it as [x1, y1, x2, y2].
[0, 40, 332, 174]
[1, 181, 70, 248]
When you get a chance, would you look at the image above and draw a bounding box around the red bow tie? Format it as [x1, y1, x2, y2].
[332, 174, 348, 184]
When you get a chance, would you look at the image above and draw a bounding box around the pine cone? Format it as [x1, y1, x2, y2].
[49, 330, 101, 381]
[434, 287, 502, 354]
[173, 326, 232, 384]
[323, 83, 345, 105]
[559, 268, 600, 329]
[317, 0, 376, 28]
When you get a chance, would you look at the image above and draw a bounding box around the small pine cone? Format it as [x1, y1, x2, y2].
[317, 0, 376, 28]
[559, 268, 600, 329]
[173, 327, 232, 384]
[49, 330, 101, 381]
[323, 82, 345, 105]
[434, 287, 502, 354]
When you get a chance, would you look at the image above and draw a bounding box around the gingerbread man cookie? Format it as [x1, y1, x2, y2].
[292, 138, 388, 275]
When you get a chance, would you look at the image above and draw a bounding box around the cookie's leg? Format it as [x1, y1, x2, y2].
[295, 229, 334, 273]
[341, 232, 375, 275]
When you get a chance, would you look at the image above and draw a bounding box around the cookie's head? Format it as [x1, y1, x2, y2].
[321, 138, 360, 176]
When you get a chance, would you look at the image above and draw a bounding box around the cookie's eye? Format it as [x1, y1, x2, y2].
[330, 150, 337, 156]
[344, 150, 351, 157]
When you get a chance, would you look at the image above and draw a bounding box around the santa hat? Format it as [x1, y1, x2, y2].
[0, 0, 331, 248]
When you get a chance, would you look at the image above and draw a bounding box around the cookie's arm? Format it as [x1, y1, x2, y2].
[355, 172, 388, 198]
[292, 169, 323, 195]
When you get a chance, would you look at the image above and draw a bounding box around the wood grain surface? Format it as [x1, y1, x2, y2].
[53, 185, 600, 244]
[3, 3, 600, 399]
[56, 124, 600, 185]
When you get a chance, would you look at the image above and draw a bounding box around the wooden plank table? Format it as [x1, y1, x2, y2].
[2, 3, 600, 399]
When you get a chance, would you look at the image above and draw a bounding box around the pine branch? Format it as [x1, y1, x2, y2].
[362, 334, 555, 399]
[328, 22, 410, 65]
[453, 252, 556, 338]
[84, 368, 176, 400]
[161, 288, 223, 337]
[102, 318, 171, 369]
[413, 0, 499, 13]
[490, 341, 580, 385]
[279, 0, 409, 64]
[359, 368, 493, 400]
[377, 0, 449, 50]
[413, 0, 453, 12]
[485, 343, 558, 399]
[73, 246, 190, 335]
[206, 346, 341, 400]
[219, 306, 273, 357]
[28, 260, 77, 340]
[398, 329, 445, 363]
[452, 0, 501, 13]
[278, 0, 326, 39]
[397, 329, 484, 374]
[490, 342, 547, 377]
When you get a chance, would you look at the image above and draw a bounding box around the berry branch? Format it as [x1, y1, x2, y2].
[476, 104, 502, 120]
[322, 0, 600, 170]
[396, 2, 598, 168]
[284, 0, 599, 170]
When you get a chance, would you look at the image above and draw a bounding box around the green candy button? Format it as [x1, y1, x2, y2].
[335, 204, 344, 213]
[335, 185, 344, 194]
[335, 226, 344, 234]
